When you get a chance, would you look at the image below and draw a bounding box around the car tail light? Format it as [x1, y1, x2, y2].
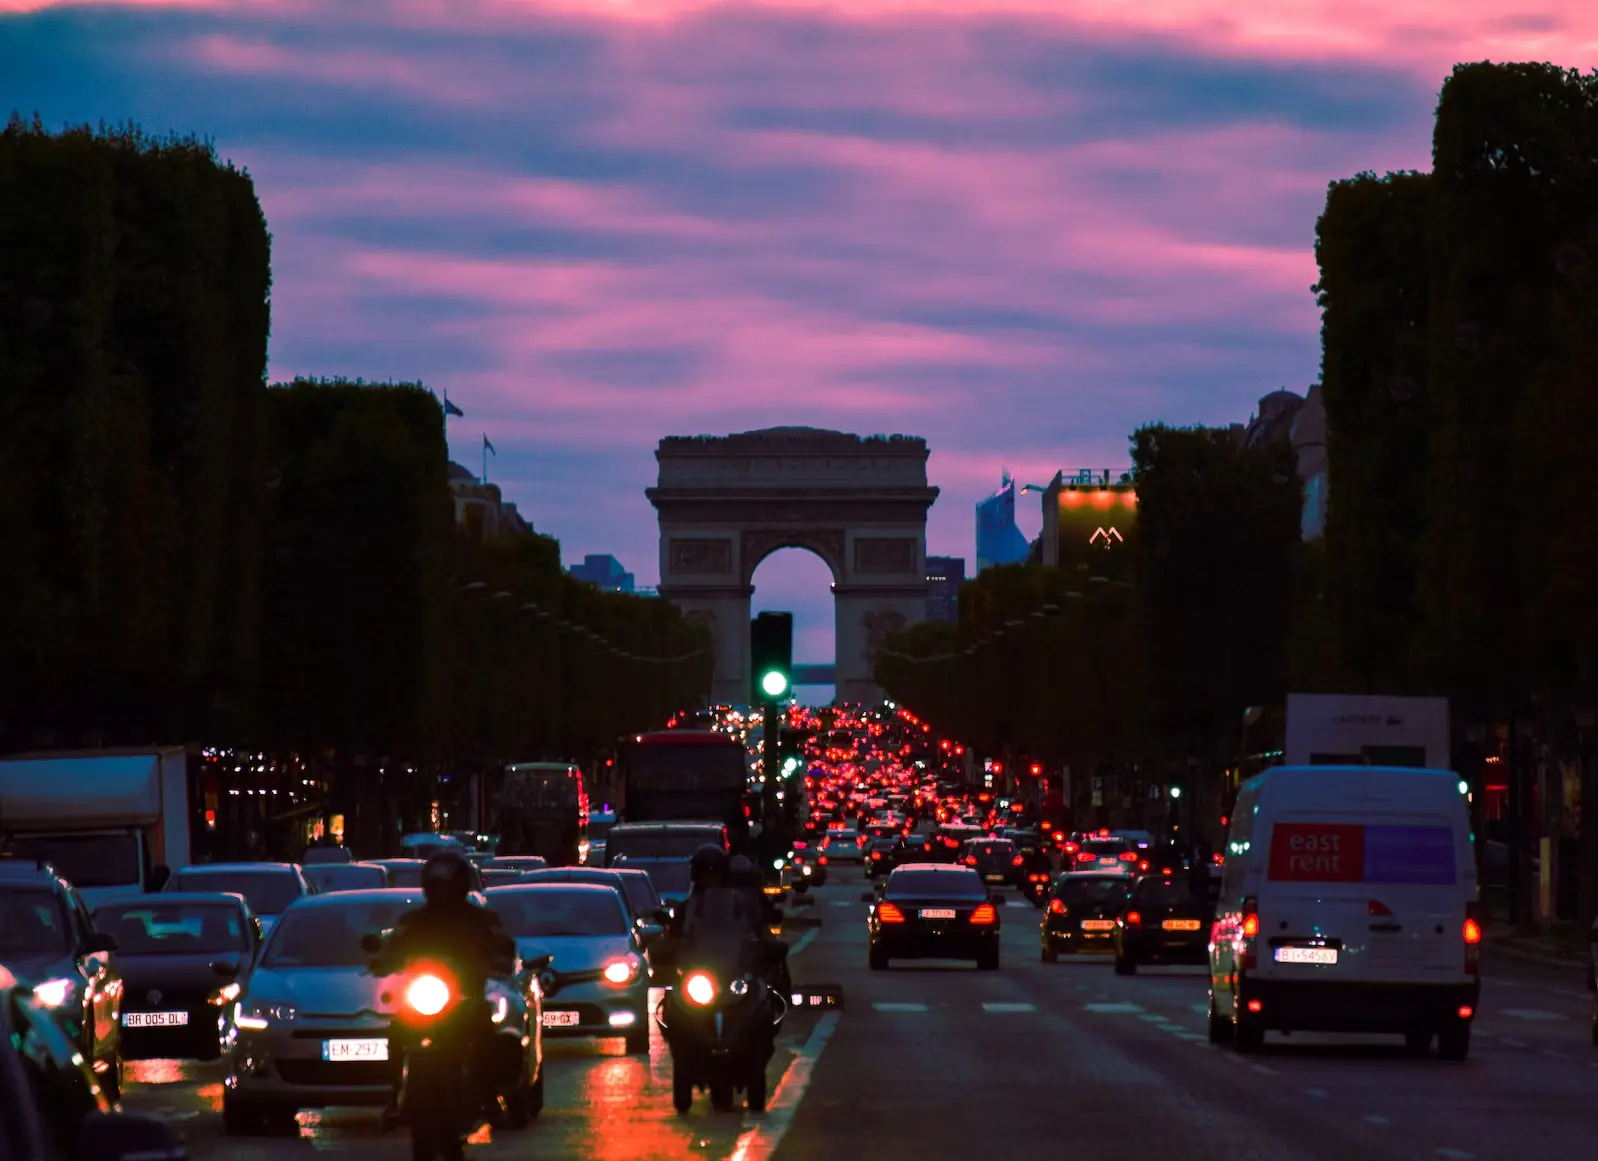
[1246, 999, 1262, 1013]
[1048, 899, 1066, 914]
[1076, 852, 1094, 863]
[1119, 851, 1137, 862]
[1212, 852, 1224, 865]
[818, 856, 828, 866]
[871, 851, 882, 860]
[969, 903, 997, 925]
[1138, 860, 1149, 871]
[877, 901, 906, 923]
[1241, 897, 1259, 938]
[1464, 902, 1481, 974]
[1160, 867, 1172, 875]
[1011, 855, 1024, 867]
[1125, 910, 1142, 926]
[964, 856, 977, 866]
[1062, 841, 1078, 854]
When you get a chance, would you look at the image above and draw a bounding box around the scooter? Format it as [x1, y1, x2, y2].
[657, 939, 786, 1114]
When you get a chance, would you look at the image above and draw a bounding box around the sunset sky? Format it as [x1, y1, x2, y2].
[5, 0, 1590, 682]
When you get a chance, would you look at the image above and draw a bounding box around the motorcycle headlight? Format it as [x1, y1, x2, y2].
[772, 858, 785, 871]
[406, 973, 452, 1017]
[32, 978, 76, 1009]
[235, 998, 296, 1030]
[601, 957, 641, 987]
[683, 972, 716, 1006]
[802, 865, 812, 876]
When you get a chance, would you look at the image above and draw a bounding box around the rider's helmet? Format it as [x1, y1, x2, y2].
[421, 850, 473, 906]
[689, 843, 730, 889]
[727, 854, 758, 888]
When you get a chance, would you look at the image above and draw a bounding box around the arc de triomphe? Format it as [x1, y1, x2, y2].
[647, 428, 939, 705]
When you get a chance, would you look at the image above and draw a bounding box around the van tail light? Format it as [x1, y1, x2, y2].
[1241, 897, 1259, 939]
[1048, 899, 1066, 914]
[1125, 910, 1142, 927]
[877, 901, 906, 923]
[1464, 902, 1481, 974]
[1119, 851, 1138, 862]
[969, 903, 997, 925]
[1369, 899, 1394, 917]
[1011, 855, 1024, 867]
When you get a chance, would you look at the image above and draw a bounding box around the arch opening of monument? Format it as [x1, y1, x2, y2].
[647, 428, 939, 706]
[750, 546, 837, 703]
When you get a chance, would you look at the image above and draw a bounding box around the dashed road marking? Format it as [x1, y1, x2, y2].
[1303, 1088, 1327, 1099]
[872, 1002, 928, 1013]
[1363, 1115, 1390, 1125]
[1501, 1008, 1566, 1022]
[729, 1011, 840, 1161]
[1251, 1064, 1278, 1075]
[788, 929, 820, 958]
[1171, 1030, 1207, 1041]
[982, 1002, 1035, 1013]
[1191, 1003, 1211, 1016]
[829, 900, 853, 907]
[1138, 1012, 1173, 1023]
[1082, 1002, 1143, 1014]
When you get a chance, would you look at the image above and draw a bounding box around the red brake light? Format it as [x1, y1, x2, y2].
[870, 851, 881, 860]
[969, 903, 997, 925]
[1118, 851, 1137, 862]
[964, 856, 977, 866]
[1125, 910, 1142, 926]
[1138, 861, 1150, 872]
[1463, 915, 1481, 944]
[1161, 867, 1172, 875]
[1011, 855, 1024, 866]
[1464, 901, 1482, 974]
[1076, 852, 1093, 863]
[1048, 898, 1065, 914]
[1212, 852, 1224, 865]
[818, 855, 828, 865]
[1241, 896, 1259, 938]
[877, 901, 906, 923]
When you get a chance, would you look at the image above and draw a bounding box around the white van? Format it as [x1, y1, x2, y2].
[1207, 765, 1480, 1059]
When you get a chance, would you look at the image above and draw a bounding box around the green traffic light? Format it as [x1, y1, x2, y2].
[760, 669, 789, 698]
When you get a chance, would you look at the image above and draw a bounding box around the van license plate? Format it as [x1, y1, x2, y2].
[1275, 946, 1338, 965]
[920, 909, 956, 919]
[323, 1039, 388, 1061]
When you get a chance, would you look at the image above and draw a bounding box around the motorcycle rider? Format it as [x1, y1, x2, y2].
[727, 854, 793, 996]
[369, 850, 515, 1125]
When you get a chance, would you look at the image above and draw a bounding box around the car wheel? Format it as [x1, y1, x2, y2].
[869, 945, 889, 971]
[1436, 1022, 1471, 1061]
[96, 1054, 123, 1104]
[625, 1026, 650, 1055]
[502, 1070, 534, 1130]
[1207, 997, 1233, 1044]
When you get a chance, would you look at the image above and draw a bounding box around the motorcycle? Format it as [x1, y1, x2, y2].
[657, 934, 786, 1114]
[1022, 869, 1053, 907]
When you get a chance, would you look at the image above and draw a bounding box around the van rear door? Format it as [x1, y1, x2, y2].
[1256, 800, 1373, 985]
[1359, 776, 1470, 982]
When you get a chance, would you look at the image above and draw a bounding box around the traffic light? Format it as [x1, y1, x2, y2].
[750, 612, 793, 704]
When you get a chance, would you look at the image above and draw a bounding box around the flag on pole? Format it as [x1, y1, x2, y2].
[483, 434, 496, 455]
[443, 393, 464, 418]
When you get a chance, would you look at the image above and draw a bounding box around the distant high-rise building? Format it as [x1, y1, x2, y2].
[569, 553, 635, 593]
[975, 471, 1031, 572]
[925, 556, 965, 623]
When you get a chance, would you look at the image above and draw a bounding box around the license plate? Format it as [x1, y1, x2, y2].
[123, 1011, 189, 1028]
[322, 1038, 388, 1061]
[984, 874, 1005, 882]
[542, 1010, 581, 1027]
[1098, 859, 1119, 867]
[1162, 919, 1202, 931]
[1274, 946, 1338, 965]
[920, 908, 956, 919]
[1080, 919, 1116, 931]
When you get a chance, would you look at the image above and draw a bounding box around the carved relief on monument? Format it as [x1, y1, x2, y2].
[860, 609, 909, 663]
[853, 537, 918, 575]
[669, 538, 733, 576]
[684, 609, 718, 635]
[741, 528, 845, 583]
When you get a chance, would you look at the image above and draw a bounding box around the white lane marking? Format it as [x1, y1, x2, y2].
[1171, 1030, 1207, 1041]
[1501, 1038, 1528, 1048]
[1251, 1064, 1277, 1075]
[1139, 1012, 1173, 1023]
[728, 1011, 840, 1161]
[1435, 1149, 1473, 1160]
[872, 1002, 928, 1013]
[1501, 1008, 1567, 1021]
[1363, 1115, 1390, 1126]
[1303, 1088, 1327, 1099]
[829, 900, 852, 907]
[1191, 1003, 1211, 1016]
[788, 928, 820, 959]
[1082, 1002, 1143, 1014]
[982, 1002, 1035, 1013]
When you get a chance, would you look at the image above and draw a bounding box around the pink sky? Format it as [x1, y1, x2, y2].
[8, 0, 1594, 675]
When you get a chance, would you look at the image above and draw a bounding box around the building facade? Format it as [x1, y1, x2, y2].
[925, 555, 965, 622]
[569, 553, 636, 593]
[448, 461, 532, 541]
[975, 471, 1031, 572]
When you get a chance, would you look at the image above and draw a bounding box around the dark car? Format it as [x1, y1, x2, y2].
[1041, 873, 1132, 960]
[0, 962, 190, 1161]
[887, 834, 937, 870]
[366, 858, 485, 892]
[959, 837, 1023, 888]
[0, 860, 123, 1100]
[302, 863, 389, 894]
[866, 866, 1002, 971]
[162, 863, 313, 938]
[517, 867, 669, 927]
[601, 823, 726, 867]
[1113, 874, 1220, 974]
[90, 893, 259, 1061]
[1067, 837, 1137, 874]
[299, 845, 354, 866]
[864, 836, 897, 878]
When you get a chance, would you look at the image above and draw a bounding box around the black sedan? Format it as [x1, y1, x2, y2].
[865, 866, 1002, 971]
[959, 837, 1024, 889]
[92, 893, 262, 1061]
[887, 834, 936, 870]
[1113, 874, 1218, 974]
[1041, 873, 1132, 960]
[864, 836, 897, 878]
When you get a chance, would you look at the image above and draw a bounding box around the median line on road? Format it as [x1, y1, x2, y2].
[728, 1011, 841, 1161]
[872, 1001, 929, 1013]
[1082, 1002, 1143, 1014]
[981, 1002, 1035, 1013]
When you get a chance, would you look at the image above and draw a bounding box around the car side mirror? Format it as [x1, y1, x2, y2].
[73, 1111, 187, 1161]
[209, 959, 241, 978]
[85, 932, 118, 954]
[147, 866, 171, 893]
[359, 933, 383, 955]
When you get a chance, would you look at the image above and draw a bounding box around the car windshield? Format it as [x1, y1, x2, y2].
[616, 858, 693, 899]
[92, 902, 248, 954]
[1057, 878, 1129, 903]
[491, 889, 628, 937]
[970, 841, 1013, 856]
[885, 870, 987, 899]
[305, 865, 387, 893]
[0, 889, 70, 955]
[170, 871, 303, 916]
[261, 900, 415, 968]
[381, 863, 424, 888]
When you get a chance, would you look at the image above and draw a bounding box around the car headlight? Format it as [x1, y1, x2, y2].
[802, 865, 812, 876]
[33, 978, 76, 1009]
[211, 982, 242, 1006]
[234, 998, 297, 1030]
[601, 957, 642, 987]
[773, 858, 785, 871]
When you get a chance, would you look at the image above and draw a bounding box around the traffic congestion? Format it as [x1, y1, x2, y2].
[0, 705, 1593, 1161]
